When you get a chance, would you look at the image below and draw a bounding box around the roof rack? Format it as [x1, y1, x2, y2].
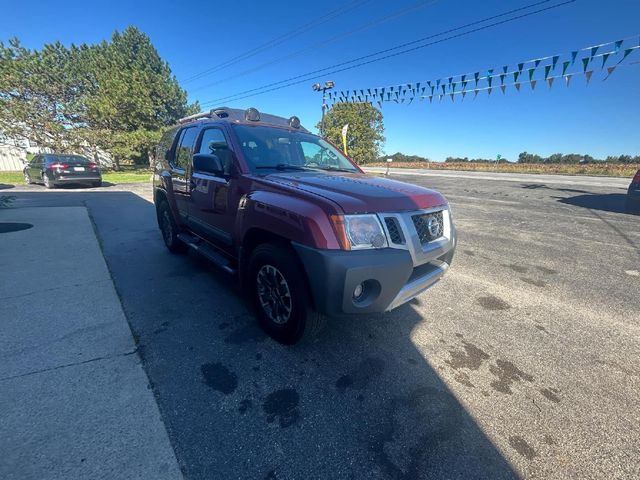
[176, 107, 308, 132]
[177, 107, 232, 124]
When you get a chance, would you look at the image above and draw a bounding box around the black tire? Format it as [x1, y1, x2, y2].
[248, 243, 326, 345]
[24, 171, 32, 185]
[42, 173, 55, 189]
[92, 180, 102, 188]
[157, 200, 187, 254]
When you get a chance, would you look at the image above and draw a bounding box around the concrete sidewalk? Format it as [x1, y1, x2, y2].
[0, 207, 182, 480]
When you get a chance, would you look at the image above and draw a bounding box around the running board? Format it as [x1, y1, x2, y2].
[177, 232, 236, 275]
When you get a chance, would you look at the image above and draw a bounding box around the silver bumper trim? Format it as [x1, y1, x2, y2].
[385, 260, 449, 311]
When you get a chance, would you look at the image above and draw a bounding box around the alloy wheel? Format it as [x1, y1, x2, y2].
[256, 264, 292, 325]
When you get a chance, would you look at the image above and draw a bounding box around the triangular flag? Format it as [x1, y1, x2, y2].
[500, 73, 506, 85]
[436, 79, 441, 88]
[450, 93, 455, 102]
[441, 85, 446, 95]
[451, 82, 457, 93]
[614, 40, 623, 53]
[548, 77, 555, 88]
[528, 68, 536, 81]
[500, 85, 506, 94]
[552, 55, 560, 70]
[564, 74, 573, 86]
[530, 80, 537, 90]
[438, 94, 444, 102]
[428, 95, 433, 103]
[487, 87, 493, 95]
[562, 61, 570, 76]
[534, 59, 542, 68]
[544, 65, 552, 80]
[514, 83, 521, 91]
[582, 57, 590, 73]
[518, 63, 524, 72]
[473, 89, 479, 99]
[407, 97, 413, 105]
[377, 101, 382, 108]
[474, 72, 480, 86]
[407, 83, 412, 89]
[591, 46, 599, 57]
[448, 77, 453, 85]
[607, 66, 617, 76]
[601, 53, 611, 68]
[502, 65, 508, 74]
[622, 47, 635, 60]
[415, 82, 420, 90]
[514, 71, 521, 82]
[571, 51, 578, 64]
[462, 91, 467, 100]
[488, 76, 493, 87]
[461, 80, 468, 90]
[585, 70, 594, 84]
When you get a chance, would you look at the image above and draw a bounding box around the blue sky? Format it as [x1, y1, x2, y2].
[1, 0, 639, 161]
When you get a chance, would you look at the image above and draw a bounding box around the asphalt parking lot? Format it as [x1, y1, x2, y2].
[1, 170, 638, 480]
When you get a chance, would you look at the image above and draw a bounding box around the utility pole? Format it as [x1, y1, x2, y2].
[312, 80, 334, 137]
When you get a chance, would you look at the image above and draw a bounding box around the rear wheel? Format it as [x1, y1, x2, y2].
[157, 200, 187, 254]
[249, 243, 326, 345]
[42, 173, 55, 189]
[24, 172, 32, 185]
[91, 180, 102, 188]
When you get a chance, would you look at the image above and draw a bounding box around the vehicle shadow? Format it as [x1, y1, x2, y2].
[5, 190, 518, 479]
[557, 192, 638, 215]
[0, 183, 15, 190]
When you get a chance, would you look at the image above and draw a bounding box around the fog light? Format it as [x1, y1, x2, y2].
[353, 283, 364, 299]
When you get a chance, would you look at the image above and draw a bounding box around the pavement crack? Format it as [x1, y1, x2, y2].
[0, 349, 138, 383]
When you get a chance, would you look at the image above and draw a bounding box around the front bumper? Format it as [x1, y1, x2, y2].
[294, 206, 456, 315]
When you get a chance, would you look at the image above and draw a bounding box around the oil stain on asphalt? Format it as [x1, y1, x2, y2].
[200, 362, 238, 395]
[446, 341, 490, 371]
[489, 359, 534, 394]
[263, 389, 300, 428]
[476, 295, 511, 310]
[509, 435, 537, 460]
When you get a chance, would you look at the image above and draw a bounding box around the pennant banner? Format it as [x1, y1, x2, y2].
[327, 37, 640, 108]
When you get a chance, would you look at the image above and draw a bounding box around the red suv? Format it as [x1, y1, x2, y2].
[154, 107, 456, 344]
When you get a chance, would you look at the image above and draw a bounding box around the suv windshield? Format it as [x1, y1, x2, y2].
[232, 125, 358, 174]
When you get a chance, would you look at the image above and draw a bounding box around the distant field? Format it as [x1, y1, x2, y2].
[0, 170, 151, 185]
[367, 162, 640, 178]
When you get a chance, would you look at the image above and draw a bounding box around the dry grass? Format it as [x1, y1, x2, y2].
[367, 162, 640, 178]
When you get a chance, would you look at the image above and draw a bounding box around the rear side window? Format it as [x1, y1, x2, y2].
[157, 126, 179, 162]
[174, 127, 198, 170]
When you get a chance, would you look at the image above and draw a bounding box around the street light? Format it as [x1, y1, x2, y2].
[312, 80, 335, 137]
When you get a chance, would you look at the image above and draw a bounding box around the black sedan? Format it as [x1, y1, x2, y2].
[24, 154, 102, 189]
[627, 169, 640, 213]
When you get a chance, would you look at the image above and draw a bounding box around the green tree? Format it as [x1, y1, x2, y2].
[80, 27, 198, 168]
[0, 26, 197, 168]
[319, 102, 384, 164]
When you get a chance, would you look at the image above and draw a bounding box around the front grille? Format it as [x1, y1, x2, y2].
[384, 217, 405, 244]
[412, 211, 444, 244]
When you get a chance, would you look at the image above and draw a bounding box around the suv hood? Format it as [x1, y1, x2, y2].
[263, 171, 447, 213]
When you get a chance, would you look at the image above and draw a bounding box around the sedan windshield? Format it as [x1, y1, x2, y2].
[232, 125, 358, 174]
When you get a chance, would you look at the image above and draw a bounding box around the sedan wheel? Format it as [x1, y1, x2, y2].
[43, 174, 54, 189]
[24, 172, 32, 185]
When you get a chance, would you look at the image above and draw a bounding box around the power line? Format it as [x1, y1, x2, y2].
[181, 0, 371, 84]
[200, 0, 574, 106]
[189, 0, 443, 93]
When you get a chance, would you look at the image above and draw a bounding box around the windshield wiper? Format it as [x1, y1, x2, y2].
[255, 164, 313, 171]
[315, 166, 356, 172]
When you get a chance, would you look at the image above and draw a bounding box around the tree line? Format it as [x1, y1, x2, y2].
[376, 152, 640, 164]
[0, 26, 198, 169]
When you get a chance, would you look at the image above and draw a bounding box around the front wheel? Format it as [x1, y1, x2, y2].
[249, 243, 326, 345]
[157, 200, 187, 254]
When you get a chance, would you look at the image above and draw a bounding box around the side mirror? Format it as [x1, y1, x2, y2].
[193, 153, 224, 176]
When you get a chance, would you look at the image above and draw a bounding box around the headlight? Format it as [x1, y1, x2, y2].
[343, 214, 388, 250]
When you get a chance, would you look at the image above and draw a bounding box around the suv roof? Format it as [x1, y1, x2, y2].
[178, 107, 309, 133]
